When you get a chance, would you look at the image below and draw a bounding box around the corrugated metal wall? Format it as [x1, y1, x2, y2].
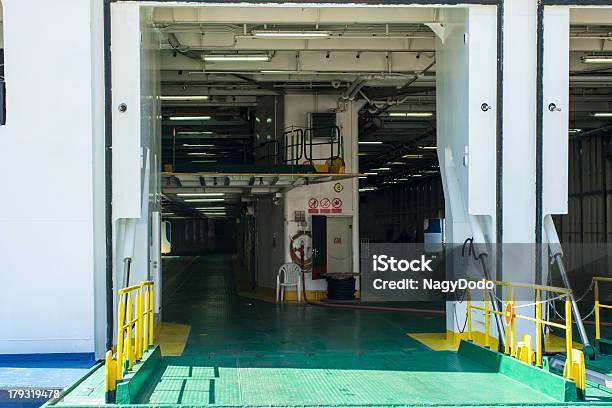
[556, 133, 611, 244]
[359, 177, 444, 242]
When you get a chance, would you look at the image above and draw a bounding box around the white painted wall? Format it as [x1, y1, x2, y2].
[435, 6, 498, 336]
[0, 0, 105, 355]
[274, 94, 360, 292]
[111, 4, 162, 316]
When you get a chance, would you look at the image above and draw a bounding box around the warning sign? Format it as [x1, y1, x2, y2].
[308, 198, 319, 209]
[334, 183, 344, 193]
[332, 198, 343, 213]
[504, 303, 513, 327]
[320, 198, 331, 208]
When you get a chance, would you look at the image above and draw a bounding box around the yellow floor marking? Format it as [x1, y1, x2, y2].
[156, 321, 191, 356]
[407, 332, 457, 351]
[408, 331, 582, 353]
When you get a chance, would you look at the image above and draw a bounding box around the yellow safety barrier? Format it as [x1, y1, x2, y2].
[467, 280, 571, 369]
[593, 276, 612, 340]
[465, 279, 585, 385]
[104, 281, 155, 401]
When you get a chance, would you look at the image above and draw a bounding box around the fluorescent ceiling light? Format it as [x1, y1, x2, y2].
[372, 167, 391, 171]
[420, 146, 437, 150]
[252, 30, 330, 38]
[396, 178, 410, 181]
[203, 55, 271, 62]
[177, 193, 224, 197]
[187, 152, 216, 156]
[402, 154, 424, 159]
[183, 144, 215, 148]
[386, 162, 404, 165]
[364, 172, 378, 176]
[169, 116, 211, 121]
[195, 207, 226, 210]
[161, 95, 209, 101]
[162, 212, 175, 215]
[388, 112, 434, 117]
[359, 141, 383, 145]
[261, 70, 292, 74]
[358, 176, 368, 179]
[184, 198, 225, 203]
[583, 55, 612, 64]
[593, 112, 612, 117]
[359, 187, 377, 192]
[177, 131, 214, 135]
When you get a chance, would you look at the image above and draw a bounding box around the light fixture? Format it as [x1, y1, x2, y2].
[364, 172, 379, 176]
[396, 178, 410, 181]
[592, 112, 612, 117]
[160, 95, 209, 101]
[184, 198, 225, 203]
[195, 207, 226, 210]
[386, 162, 404, 165]
[260, 70, 292, 74]
[358, 153, 372, 156]
[359, 187, 377, 192]
[388, 112, 434, 117]
[420, 146, 437, 150]
[168, 116, 211, 121]
[177, 131, 214, 135]
[162, 212, 175, 216]
[187, 152, 216, 156]
[252, 30, 330, 39]
[568, 129, 582, 134]
[183, 144, 215, 148]
[358, 141, 383, 145]
[177, 193, 224, 197]
[203, 54, 271, 62]
[402, 154, 424, 159]
[582, 55, 612, 64]
[358, 176, 368, 179]
[372, 167, 391, 171]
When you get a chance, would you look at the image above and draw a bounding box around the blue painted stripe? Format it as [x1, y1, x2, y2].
[0, 353, 95, 364]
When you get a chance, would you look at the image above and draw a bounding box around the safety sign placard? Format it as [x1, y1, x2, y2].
[308, 198, 319, 214]
[504, 303, 513, 327]
[334, 183, 344, 193]
[332, 198, 343, 213]
[308, 197, 343, 214]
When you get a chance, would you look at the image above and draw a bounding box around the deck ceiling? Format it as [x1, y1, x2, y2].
[155, 6, 612, 218]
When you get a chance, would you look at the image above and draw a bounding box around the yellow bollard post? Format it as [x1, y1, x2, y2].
[149, 288, 155, 346]
[511, 292, 516, 357]
[536, 289, 542, 367]
[565, 299, 573, 379]
[143, 287, 149, 352]
[467, 289, 473, 341]
[126, 294, 134, 369]
[504, 288, 510, 355]
[135, 289, 142, 360]
[104, 350, 116, 402]
[116, 297, 125, 380]
[595, 280, 601, 340]
[484, 289, 490, 348]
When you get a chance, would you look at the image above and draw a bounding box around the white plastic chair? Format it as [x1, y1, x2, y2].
[276, 263, 302, 303]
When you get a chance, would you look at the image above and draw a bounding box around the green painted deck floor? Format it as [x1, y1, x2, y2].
[56, 255, 612, 406]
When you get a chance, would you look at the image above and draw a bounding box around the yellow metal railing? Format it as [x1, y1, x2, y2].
[594, 276, 612, 340]
[105, 281, 155, 400]
[466, 280, 576, 376]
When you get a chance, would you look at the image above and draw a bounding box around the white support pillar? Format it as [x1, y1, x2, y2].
[436, 6, 497, 341]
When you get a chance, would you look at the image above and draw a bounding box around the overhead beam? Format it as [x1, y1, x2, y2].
[153, 7, 436, 25]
